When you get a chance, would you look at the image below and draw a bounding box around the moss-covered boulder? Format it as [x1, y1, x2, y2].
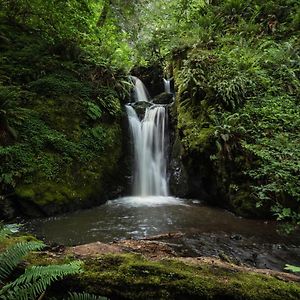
[48, 253, 300, 300]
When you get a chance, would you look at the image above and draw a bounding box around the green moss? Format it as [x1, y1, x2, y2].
[15, 123, 122, 209]
[0, 233, 38, 252]
[16, 182, 74, 206]
[59, 254, 300, 300]
[0, 19, 126, 216]
[177, 104, 215, 154]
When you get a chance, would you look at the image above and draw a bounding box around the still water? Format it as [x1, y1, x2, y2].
[24, 197, 299, 246]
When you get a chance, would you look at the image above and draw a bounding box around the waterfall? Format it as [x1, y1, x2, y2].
[164, 78, 171, 94]
[126, 77, 169, 197]
[130, 75, 150, 102]
[126, 105, 169, 196]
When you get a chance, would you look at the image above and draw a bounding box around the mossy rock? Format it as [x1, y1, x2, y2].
[229, 186, 271, 218]
[152, 92, 174, 105]
[177, 107, 215, 154]
[50, 253, 300, 300]
[14, 123, 123, 216]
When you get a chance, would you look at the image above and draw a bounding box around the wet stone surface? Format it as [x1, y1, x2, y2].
[147, 232, 300, 272]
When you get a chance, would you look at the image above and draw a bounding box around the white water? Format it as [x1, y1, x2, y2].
[126, 105, 169, 196]
[108, 196, 186, 207]
[164, 78, 171, 94]
[130, 75, 150, 102]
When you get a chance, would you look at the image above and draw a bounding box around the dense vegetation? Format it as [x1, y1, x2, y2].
[129, 0, 300, 230]
[0, 0, 135, 217]
[0, 0, 300, 299]
[0, 0, 299, 229]
[0, 224, 107, 299]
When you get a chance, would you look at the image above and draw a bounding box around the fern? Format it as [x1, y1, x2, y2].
[0, 262, 82, 300]
[0, 241, 45, 283]
[65, 292, 108, 300]
[0, 225, 84, 299]
[284, 264, 300, 273]
[84, 101, 102, 120]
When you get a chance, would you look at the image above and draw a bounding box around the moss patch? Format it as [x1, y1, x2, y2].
[55, 253, 300, 300]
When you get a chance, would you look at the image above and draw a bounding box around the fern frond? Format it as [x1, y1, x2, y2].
[0, 224, 19, 242]
[0, 241, 45, 282]
[65, 292, 108, 300]
[1, 277, 53, 300]
[0, 261, 82, 300]
[10, 261, 83, 286]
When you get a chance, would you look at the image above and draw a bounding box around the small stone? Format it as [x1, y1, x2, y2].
[230, 234, 242, 240]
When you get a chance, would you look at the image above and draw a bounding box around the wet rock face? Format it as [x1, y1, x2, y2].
[152, 92, 174, 105]
[169, 136, 189, 198]
[0, 196, 17, 220]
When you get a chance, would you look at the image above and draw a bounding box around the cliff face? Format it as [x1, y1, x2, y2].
[0, 21, 129, 218]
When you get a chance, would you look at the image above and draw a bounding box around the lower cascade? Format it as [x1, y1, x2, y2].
[126, 103, 169, 197]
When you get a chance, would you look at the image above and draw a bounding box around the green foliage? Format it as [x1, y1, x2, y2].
[1, 262, 83, 300]
[128, 0, 300, 65]
[0, 0, 135, 70]
[84, 102, 102, 121]
[0, 223, 19, 241]
[65, 292, 107, 300]
[0, 12, 127, 207]
[285, 264, 300, 273]
[0, 240, 45, 283]
[152, 0, 300, 223]
[240, 94, 300, 223]
[29, 75, 93, 99]
[0, 225, 83, 300]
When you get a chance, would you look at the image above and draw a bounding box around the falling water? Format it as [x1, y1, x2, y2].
[130, 76, 150, 102]
[126, 77, 169, 196]
[164, 78, 171, 94]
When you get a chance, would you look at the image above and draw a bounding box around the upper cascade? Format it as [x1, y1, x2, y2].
[130, 76, 151, 102]
[163, 78, 171, 94]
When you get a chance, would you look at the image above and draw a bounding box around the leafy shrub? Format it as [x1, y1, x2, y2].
[29, 75, 92, 99]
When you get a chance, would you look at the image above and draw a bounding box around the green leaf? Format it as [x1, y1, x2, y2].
[284, 264, 300, 273]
